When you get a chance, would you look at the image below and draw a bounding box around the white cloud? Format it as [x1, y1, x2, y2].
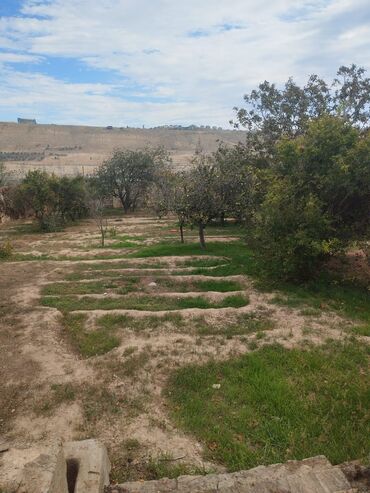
[0, 0, 369, 126]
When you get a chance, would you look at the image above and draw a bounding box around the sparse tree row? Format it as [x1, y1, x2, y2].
[1, 64, 369, 280]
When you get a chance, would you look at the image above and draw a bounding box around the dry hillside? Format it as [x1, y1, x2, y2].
[0, 122, 245, 176]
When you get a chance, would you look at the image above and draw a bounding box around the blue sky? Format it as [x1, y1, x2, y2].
[0, 0, 369, 127]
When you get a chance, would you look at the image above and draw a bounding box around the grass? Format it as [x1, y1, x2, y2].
[270, 279, 370, 326]
[351, 325, 370, 337]
[97, 312, 272, 338]
[98, 312, 188, 332]
[196, 312, 275, 337]
[34, 382, 76, 415]
[65, 269, 165, 281]
[192, 279, 243, 292]
[130, 241, 258, 278]
[167, 339, 370, 471]
[42, 281, 118, 295]
[42, 294, 249, 312]
[110, 442, 208, 483]
[61, 313, 120, 357]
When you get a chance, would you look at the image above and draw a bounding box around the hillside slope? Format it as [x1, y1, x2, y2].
[0, 122, 245, 176]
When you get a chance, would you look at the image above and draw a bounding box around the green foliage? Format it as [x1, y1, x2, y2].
[95, 147, 169, 212]
[252, 116, 370, 279]
[14, 170, 88, 231]
[233, 64, 370, 138]
[0, 239, 13, 259]
[184, 156, 222, 248]
[167, 340, 370, 470]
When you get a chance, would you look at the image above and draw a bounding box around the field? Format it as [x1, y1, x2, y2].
[0, 213, 369, 483]
[0, 122, 245, 176]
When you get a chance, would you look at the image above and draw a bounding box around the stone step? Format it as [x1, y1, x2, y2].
[109, 456, 354, 493]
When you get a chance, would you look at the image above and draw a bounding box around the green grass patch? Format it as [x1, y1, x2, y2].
[351, 325, 370, 337]
[182, 257, 228, 268]
[270, 279, 370, 324]
[62, 313, 120, 357]
[192, 279, 243, 292]
[130, 241, 258, 278]
[98, 313, 187, 332]
[167, 340, 370, 470]
[42, 294, 249, 312]
[42, 281, 118, 296]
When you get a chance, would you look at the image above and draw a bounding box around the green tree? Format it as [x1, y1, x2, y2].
[15, 171, 89, 231]
[96, 147, 169, 213]
[232, 65, 370, 169]
[252, 116, 370, 280]
[185, 155, 221, 248]
[212, 143, 256, 225]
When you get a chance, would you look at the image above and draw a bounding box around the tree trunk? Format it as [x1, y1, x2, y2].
[180, 222, 184, 243]
[101, 228, 105, 247]
[198, 223, 206, 249]
[220, 211, 225, 227]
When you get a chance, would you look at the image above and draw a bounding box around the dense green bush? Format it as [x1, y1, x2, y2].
[0, 239, 13, 259]
[252, 116, 370, 280]
[13, 171, 89, 231]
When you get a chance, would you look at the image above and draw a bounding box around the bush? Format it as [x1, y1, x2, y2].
[13, 171, 89, 231]
[0, 240, 13, 259]
[252, 116, 370, 280]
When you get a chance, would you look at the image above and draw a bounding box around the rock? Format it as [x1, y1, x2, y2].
[18, 440, 68, 493]
[0, 441, 9, 453]
[64, 439, 111, 493]
[148, 282, 157, 287]
[212, 384, 221, 389]
[112, 456, 353, 492]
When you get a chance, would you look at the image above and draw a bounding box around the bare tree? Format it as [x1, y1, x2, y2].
[89, 196, 108, 247]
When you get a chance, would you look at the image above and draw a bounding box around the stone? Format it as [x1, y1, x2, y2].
[148, 282, 157, 287]
[113, 456, 353, 493]
[64, 439, 111, 493]
[17, 440, 68, 493]
[0, 441, 9, 453]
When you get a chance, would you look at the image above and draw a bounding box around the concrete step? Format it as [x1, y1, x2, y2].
[109, 456, 354, 493]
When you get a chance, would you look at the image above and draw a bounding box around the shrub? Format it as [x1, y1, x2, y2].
[252, 116, 370, 280]
[0, 240, 13, 259]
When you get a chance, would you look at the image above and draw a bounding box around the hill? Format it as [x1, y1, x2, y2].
[0, 122, 246, 176]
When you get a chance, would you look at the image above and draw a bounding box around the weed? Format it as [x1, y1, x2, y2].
[42, 294, 249, 312]
[0, 240, 13, 260]
[61, 313, 120, 357]
[34, 383, 76, 415]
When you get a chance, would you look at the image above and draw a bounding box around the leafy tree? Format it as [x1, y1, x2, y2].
[252, 116, 370, 279]
[147, 166, 175, 219]
[185, 155, 221, 248]
[53, 175, 88, 222]
[96, 147, 169, 213]
[232, 65, 370, 158]
[14, 171, 89, 231]
[19, 170, 59, 229]
[212, 143, 256, 225]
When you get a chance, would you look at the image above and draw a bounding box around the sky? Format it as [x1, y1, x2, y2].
[0, 0, 369, 128]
